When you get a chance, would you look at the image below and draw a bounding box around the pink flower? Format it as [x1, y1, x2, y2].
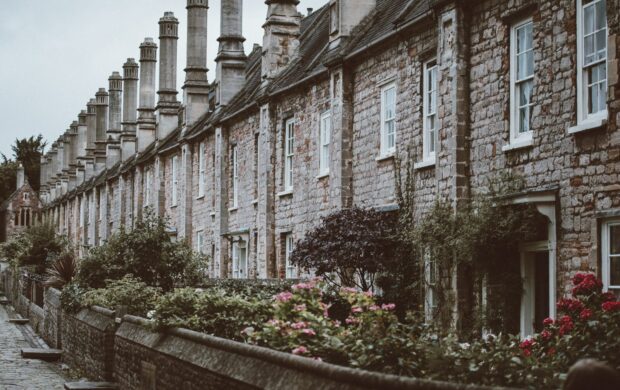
[345, 316, 359, 325]
[542, 317, 554, 326]
[381, 303, 396, 311]
[291, 321, 307, 330]
[292, 282, 313, 290]
[301, 328, 316, 336]
[351, 306, 363, 313]
[292, 346, 308, 355]
[368, 305, 380, 311]
[364, 290, 373, 297]
[293, 304, 307, 312]
[342, 287, 357, 293]
[275, 292, 293, 302]
[312, 356, 323, 362]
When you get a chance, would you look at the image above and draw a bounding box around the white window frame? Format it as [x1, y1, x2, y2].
[231, 145, 239, 208]
[423, 60, 438, 161]
[602, 219, 620, 292]
[196, 230, 204, 254]
[424, 252, 438, 322]
[575, 0, 608, 130]
[284, 118, 295, 191]
[380, 82, 397, 157]
[198, 142, 206, 198]
[232, 240, 248, 279]
[319, 111, 331, 176]
[171, 156, 179, 207]
[509, 18, 534, 145]
[144, 168, 152, 206]
[285, 233, 296, 279]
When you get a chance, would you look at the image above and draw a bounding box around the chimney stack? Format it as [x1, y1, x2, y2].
[121, 58, 139, 160]
[261, 0, 301, 83]
[86, 99, 97, 156]
[137, 38, 158, 152]
[157, 12, 181, 139]
[107, 72, 122, 168]
[330, 0, 376, 42]
[215, 0, 246, 106]
[16, 164, 25, 189]
[94, 88, 109, 172]
[183, 0, 210, 128]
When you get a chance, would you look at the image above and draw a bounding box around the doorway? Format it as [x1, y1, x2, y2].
[520, 245, 551, 337]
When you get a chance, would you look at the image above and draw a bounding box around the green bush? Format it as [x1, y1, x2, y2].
[152, 287, 272, 341]
[0, 224, 68, 274]
[77, 211, 207, 291]
[80, 276, 161, 317]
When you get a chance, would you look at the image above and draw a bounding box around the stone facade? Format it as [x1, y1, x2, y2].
[37, 0, 620, 334]
[0, 165, 43, 242]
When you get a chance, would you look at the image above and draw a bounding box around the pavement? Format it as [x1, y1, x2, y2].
[0, 300, 67, 389]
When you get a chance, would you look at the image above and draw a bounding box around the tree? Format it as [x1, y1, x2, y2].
[290, 207, 402, 291]
[0, 156, 18, 205]
[10, 135, 46, 192]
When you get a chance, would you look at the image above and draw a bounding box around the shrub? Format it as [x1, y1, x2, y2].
[44, 252, 77, 289]
[290, 207, 403, 290]
[199, 279, 295, 300]
[152, 287, 272, 341]
[0, 224, 68, 274]
[77, 211, 207, 291]
[80, 276, 161, 317]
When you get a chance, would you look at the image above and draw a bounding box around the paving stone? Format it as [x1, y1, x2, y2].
[0, 304, 67, 389]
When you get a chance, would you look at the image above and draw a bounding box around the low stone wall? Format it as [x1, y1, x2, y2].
[43, 288, 62, 348]
[114, 315, 491, 390]
[28, 300, 45, 334]
[62, 306, 118, 381]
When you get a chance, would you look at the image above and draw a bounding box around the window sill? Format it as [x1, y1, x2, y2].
[502, 138, 533, 152]
[210, 212, 216, 217]
[277, 190, 294, 198]
[251, 199, 259, 205]
[196, 195, 205, 200]
[568, 115, 608, 135]
[413, 159, 436, 170]
[375, 153, 395, 162]
[228, 207, 238, 213]
[316, 172, 329, 180]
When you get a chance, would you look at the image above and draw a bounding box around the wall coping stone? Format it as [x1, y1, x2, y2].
[120, 315, 508, 390]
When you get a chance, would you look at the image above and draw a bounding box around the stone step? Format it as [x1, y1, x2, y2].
[8, 318, 29, 324]
[0, 297, 9, 304]
[21, 348, 62, 361]
[64, 382, 119, 390]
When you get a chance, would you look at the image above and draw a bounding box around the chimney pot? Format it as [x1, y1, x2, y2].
[16, 164, 25, 188]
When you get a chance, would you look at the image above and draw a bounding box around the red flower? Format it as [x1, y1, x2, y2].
[547, 347, 556, 356]
[519, 339, 535, 350]
[558, 315, 574, 336]
[572, 274, 603, 296]
[558, 298, 584, 313]
[602, 292, 616, 302]
[602, 301, 620, 312]
[572, 273, 587, 285]
[541, 330, 552, 340]
[543, 317, 554, 326]
[579, 308, 593, 320]
[523, 349, 532, 357]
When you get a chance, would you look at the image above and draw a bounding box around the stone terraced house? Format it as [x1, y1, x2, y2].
[38, 0, 619, 336]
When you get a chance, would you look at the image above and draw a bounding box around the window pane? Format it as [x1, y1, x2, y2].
[584, 4, 595, 34]
[610, 225, 620, 254]
[596, 30, 606, 60]
[596, 0, 606, 30]
[429, 128, 435, 153]
[584, 35, 595, 64]
[610, 257, 620, 286]
[519, 80, 532, 106]
[519, 107, 530, 133]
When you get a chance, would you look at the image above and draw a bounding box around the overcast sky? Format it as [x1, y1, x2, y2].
[0, 0, 327, 158]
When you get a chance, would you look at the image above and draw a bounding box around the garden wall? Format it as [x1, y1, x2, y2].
[114, 315, 491, 390]
[0, 272, 504, 390]
[61, 306, 118, 381]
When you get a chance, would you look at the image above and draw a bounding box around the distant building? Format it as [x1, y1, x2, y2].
[0, 164, 43, 242]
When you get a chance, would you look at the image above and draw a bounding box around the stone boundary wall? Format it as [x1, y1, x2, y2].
[43, 288, 62, 348]
[114, 315, 498, 390]
[62, 306, 118, 381]
[1, 273, 509, 389]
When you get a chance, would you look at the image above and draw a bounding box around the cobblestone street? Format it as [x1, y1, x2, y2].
[0, 303, 67, 389]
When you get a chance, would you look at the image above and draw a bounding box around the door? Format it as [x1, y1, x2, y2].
[520, 246, 551, 337]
